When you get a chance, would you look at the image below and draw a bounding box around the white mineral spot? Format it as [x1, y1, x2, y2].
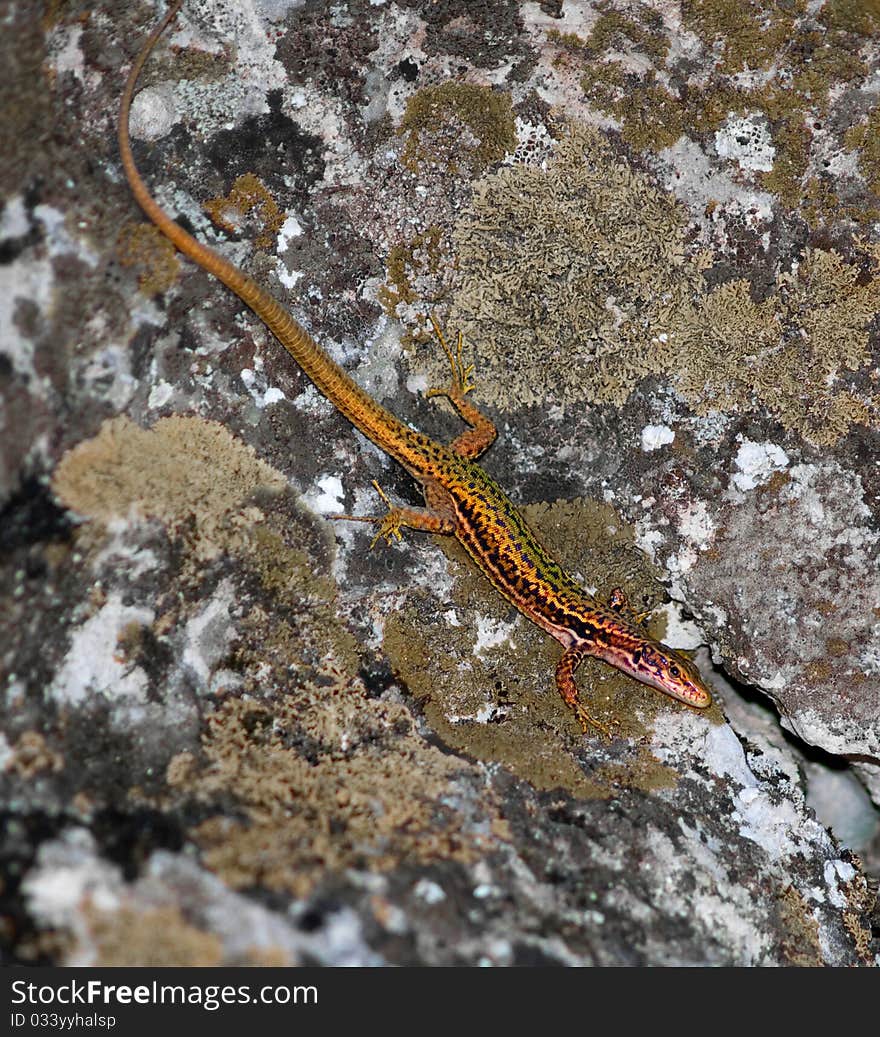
[473, 614, 517, 655]
[305, 474, 345, 514]
[50, 25, 84, 78]
[822, 859, 859, 910]
[129, 83, 179, 142]
[715, 114, 775, 173]
[0, 733, 13, 772]
[277, 213, 304, 252]
[50, 594, 154, 706]
[658, 604, 705, 650]
[677, 500, 716, 553]
[183, 584, 235, 686]
[732, 438, 789, 491]
[701, 723, 758, 788]
[0, 196, 28, 239]
[147, 381, 174, 409]
[413, 879, 445, 903]
[276, 264, 304, 289]
[641, 423, 675, 452]
[36, 204, 95, 264]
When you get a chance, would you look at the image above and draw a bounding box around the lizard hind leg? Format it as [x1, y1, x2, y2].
[424, 313, 497, 460]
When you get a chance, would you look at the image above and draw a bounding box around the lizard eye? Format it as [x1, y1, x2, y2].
[669, 665, 680, 678]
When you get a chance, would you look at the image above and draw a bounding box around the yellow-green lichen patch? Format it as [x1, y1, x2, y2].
[204, 172, 286, 251]
[398, 82, 517, 176]
[546, 2, 878, 225]
[447, 124, 880, 445]
[52, 415, 287, 561]
[173, 676, 503, 897]
[665, 245, 880, 446]
[376, 224, 447, 323]
[116, 223, 181, 295]
[681, 0, 803, 75]
[384, 499, 709, 798]
[448, 124, 702, 409]
[86, 904, 224, 967]
[845, 106, 880, 198]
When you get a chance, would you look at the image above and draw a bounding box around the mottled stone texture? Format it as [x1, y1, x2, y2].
[1, 0, 878, 966]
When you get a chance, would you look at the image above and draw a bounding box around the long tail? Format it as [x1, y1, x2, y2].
[118, 1, 422, 465]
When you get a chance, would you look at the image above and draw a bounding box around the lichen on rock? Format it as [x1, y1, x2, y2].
[398, 81, 517, 175]
[449, 124, 702, 409]
[666, 246, 880, 446]
[447, 123, 880, 445]
[174, 679, 503, 897]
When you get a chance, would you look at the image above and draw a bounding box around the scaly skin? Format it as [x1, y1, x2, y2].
[118, 1, 712, 736]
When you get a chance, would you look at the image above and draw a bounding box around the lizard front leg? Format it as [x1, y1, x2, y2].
[556, 643, 613, 738]
[329, 479, 456, 547]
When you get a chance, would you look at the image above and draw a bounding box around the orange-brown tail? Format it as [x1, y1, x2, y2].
[118, 1, 422, 466]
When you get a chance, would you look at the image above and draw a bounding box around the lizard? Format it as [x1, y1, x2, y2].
[118, 0, 712, 737]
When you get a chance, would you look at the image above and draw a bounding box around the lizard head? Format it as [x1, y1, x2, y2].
[615, 640, 713, 709]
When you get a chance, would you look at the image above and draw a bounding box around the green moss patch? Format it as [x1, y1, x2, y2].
[398, 82, 516, 175]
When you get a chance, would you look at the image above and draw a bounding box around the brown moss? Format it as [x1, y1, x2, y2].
[116, 222, 180, 295]
[845, 106, 880, 198]
[824, 637, 850, 658]
[842, 869, 875, 965]
[204, 172, 286, 250]
[5, 731, 63, 779]
[52, 415, 286, 562]
[804, 659, 833, 683]
[819, 0, 880, 35]
[398, 82, 516, 176]
[681, 0, 804, 75]
[580, 65, 687, 152]
[776, 884, 823, 967]
[178, 680, 501, 897]
[87, 904, 223, 967]
[587, 5, 669, 62]
[376, 224, 447, 321]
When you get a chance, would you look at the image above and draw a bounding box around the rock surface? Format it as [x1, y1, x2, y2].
[2, 0, 879, 966]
